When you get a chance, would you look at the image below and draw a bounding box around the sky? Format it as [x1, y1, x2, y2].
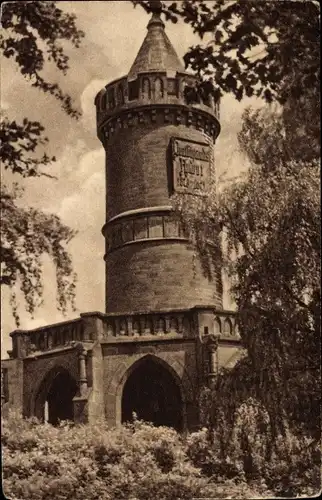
[1, 0, 262, 358]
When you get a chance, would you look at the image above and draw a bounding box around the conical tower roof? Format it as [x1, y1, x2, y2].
[128, 10, 185, 80]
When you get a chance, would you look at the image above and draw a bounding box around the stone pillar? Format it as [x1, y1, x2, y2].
[73, 347, 90, 424]
[10, 331, 27, 358]
[207, 343, 218, 390]
[202, 333, 220, 390]
[79, 349, 88, 396]
[80, 312, 105, 341]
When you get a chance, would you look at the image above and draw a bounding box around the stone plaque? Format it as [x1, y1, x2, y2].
[171, 137, 211, 195]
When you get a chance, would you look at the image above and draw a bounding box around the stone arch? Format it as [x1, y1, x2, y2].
[32, 365, 78, 424]
[106, 354, 194, 430]
[121, 356, 182, 429]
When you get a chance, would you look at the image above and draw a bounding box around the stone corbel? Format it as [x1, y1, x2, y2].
[164, 108, 170, 123]
[175, 110, 182, 124]
[151, 109, 157, 123]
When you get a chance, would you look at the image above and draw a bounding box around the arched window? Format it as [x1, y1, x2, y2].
[154, 77, 164, 98]
[142, 78, 151, 99]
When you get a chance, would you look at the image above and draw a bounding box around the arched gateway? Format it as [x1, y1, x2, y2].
[121, 356, 183, 430]
[34, 367, 77, 425]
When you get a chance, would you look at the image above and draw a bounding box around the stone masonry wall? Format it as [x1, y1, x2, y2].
[105, 122, 214, 219]
[106, 241, 222, 312]
[104, 120, 222, 313]
[1, 358, 24, 415]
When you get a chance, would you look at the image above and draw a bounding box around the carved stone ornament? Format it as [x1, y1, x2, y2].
[202, 333, 220, 351]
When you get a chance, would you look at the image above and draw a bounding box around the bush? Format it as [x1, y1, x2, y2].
[2, 410, 320, 499]
[263, 433, 321, 497]
[1, 413, 206, 500]
[186, 398, 321, 498]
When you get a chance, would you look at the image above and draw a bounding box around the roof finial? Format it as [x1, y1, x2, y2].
[149, 0, 162, 14]
[147, 0, 164, 29]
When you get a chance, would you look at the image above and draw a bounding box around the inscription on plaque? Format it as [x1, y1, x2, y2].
[171, 137, 211, 195]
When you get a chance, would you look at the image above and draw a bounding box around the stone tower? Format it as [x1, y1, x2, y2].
[95, 6, 222, 314]
[2, 5, 241, 432]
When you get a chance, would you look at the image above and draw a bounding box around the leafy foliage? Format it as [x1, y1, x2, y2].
[136, 0, 321, 443]
[175, 104, 320, 436]
[0, 1, 84, 117]
[0, 116, 56, 178]
[2, 411, 319, 499]
[187, 397, 320, 497]
[1, 413, 207, 500]
[1, 1, 83, 324]
[134, 0, 320, 104]
[1, 185, 77, 326]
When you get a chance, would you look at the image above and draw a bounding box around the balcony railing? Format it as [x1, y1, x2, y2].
[8, 308, 239, 358]
[102, 310, 186, 338]
[101, 309, 239, 339]
[10, 318, 85, 358]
